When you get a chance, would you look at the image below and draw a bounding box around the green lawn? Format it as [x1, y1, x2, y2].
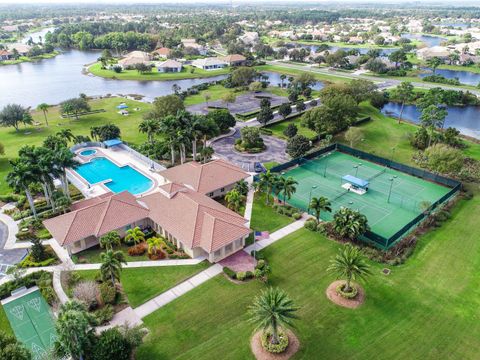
[266, 117, 317, 140]
[256, 64, 348, 84]
[72, 243, 150, 264]
[0, 305, 13, 335]
[71, 263, 209, 308]
[0, 97, 152, 195]
[136, 190, 480, 359]
[183, 85, 247, 106]
[250, 193, 294, 233]
[88, 62, 230, 81]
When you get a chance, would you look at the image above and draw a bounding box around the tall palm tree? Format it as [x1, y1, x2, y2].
[138, 118, 161, 144]
[6, 160, 38, 218]
[158, 115, 180, 165]
[309, 196, 332, 223]
[277, 176, 298, 206]
[56, 195, 72, 214]
[248, 287, 299, 345]
[327, 244, 371, 293]
[259, 171, 279, 205]
[57, 129, 76, 143]
[100, 249, 127, 287]
[54, 147, 80, 199]
[37, 103, 50, 126]
[36, 147, 60, 212]
[99, 231, 121, 251]
[225, 189, 245, 213]
[200, 146, 214, 163]
[125, 226, 145, 245]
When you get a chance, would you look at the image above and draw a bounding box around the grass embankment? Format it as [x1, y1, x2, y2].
[71, 262, 209, 308]
[136, 187, 480, 359]
[250, 193, 294, 233]
[0, 51, 60, 65]
[88, 62, 230, 81]
[0, 305, 13, 335]
[0, 97, 152, 195]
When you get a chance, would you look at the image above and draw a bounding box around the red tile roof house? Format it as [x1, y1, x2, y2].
[43, 160, 251, 262]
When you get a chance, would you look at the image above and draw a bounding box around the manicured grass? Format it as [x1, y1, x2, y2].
[136, 190, 480, 359]
[0, 97, 152, 195]
[250, 193, 294, 233]
[71, 263, 209, 308]
[256, 64, 348, 84]
[120, 263, 209, 307]
[0, 305, 13, 335]
[263, 161, 279, 170]
[183, 85, 247, 106]
[88, 62, 230, 81]
[337, 103, 480, 165]
[72, 243, 150, 264]
[266, 117, 317, 140]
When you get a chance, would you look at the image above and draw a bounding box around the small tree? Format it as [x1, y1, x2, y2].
[282, 123, 297, 138]
[309, 196, 332, 223]
[0, 331, 31, 360]
[100, 231, 121, 251]
[147, 237, 162, 256]
[277, 176, 298, 205]
[424, 143, 463, 175]
[327, 244, 371, 293]
[100, 250, 127, 287]
[249, 81, 263, 92]
[286, 135, 311, 158]
[344, 126, 363, 147]
[248, 287, 299, 348]
[390, 81, 414, 124]
[278, 103, 292, 120]
[225, 189, 245, 213]
[332, 207, 369, 240]
[37, 103, 50, 126]
[427, 56, 443, 75]
[295, 101, 306, 112]
[222, 92, 236, 109]
[257, 99, 273, 126]
[124, 227, 145, 245]
[73, 281, 99, 309]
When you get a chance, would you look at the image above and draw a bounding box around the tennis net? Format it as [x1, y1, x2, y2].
[367, 168, 386, 181]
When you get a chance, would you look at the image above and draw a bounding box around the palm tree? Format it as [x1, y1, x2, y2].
[280, 74, 287, 87]
[99, 231, 121, 251]
[56, 195, 72, 214]
[327, 244, 371, 293]
[159, 115, 180, 165]
[139, 118, 161, 144]
[90, 126, 100, 141]
[200, 146, 214, 164]
[37, 103, 50, 126]
[54, 147, 80, 199]
[309, 196, 332, 223]
[248, 287, 299, 346]
[259, 170, 279, 205]
[225, 189, 245, 213]
[277, 176, 298, 206]
[55, 300, 93, 360]
[6, 160, 38, 218]
[100, 250, 127, 287]
[234, 179, 249, 196]
[125, 226, 145, 245]
[57, 129, 76, 143]
[147, 236, 163, 255]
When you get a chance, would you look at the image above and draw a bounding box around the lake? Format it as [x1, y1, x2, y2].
[261, 71, 324, 90]
[419, 68, 480, 86]
[401, 34, 447, 47]
[381, 102, 480, 139]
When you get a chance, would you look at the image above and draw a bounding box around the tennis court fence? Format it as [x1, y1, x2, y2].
[261, 143, 462, 250]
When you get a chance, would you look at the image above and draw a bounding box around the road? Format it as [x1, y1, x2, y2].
[265, 61, 480, 95]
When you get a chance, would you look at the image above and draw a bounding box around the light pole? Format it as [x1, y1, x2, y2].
[390, 147, 396, 167]
[354, 163, 362, 177]
[307, 185, 317, 214]
[387, 175, 397, 203]
[323, 155, 330, 177]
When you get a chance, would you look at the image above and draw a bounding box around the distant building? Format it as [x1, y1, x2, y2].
[117, 51, 152, 68]
[152, 47, 171, 58]
[219, 54, 247, 66]
[417, 46, 451, 61]
[0, 49, 12, 60]
[239, 31, 259, 46]
[156, 59, 183, 73]
[180, 39, 207, 55]
[191, 57, 228, 70]
[7, 43, 31, 56]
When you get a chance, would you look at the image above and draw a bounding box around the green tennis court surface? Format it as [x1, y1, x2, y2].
[283, 151, 451, 239]
[1, 287, 56, 360]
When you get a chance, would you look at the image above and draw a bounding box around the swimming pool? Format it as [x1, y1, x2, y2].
[76, 157, 153, 195]
[79, 149, 97, 156]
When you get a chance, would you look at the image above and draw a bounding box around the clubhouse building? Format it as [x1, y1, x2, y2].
[44, 160, 251, 263]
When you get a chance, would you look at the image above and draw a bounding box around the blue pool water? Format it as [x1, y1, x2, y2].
[80, 149, 97, 156]
[76, 157, 153, 195]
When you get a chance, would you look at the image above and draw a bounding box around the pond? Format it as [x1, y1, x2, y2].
[381, 101, 480, 139]
[419, 67, 480, 86]
[261, 71, 324, 90]
[401, 34, 447, 47]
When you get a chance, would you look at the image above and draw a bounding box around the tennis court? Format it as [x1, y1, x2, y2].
[281, 151, 452, 239]
[1, 286, 56, 360]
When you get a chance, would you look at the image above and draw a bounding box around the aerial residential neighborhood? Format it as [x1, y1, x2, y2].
[0, 2, 479, 360]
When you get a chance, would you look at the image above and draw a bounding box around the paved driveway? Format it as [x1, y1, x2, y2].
[0, 219, 27, 267]
[211, 128, 289, 172]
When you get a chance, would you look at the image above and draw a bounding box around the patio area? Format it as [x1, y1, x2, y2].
[219, 250, 257, 272]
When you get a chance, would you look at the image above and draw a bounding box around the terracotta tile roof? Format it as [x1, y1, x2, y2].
[220, 54, 246, 63]
[43, 191, 149, 246]
[153, 47, 171, 56]
[157, 59, 182, 68]
[142, 185, 250, 253]
[159, 160, 249, 195]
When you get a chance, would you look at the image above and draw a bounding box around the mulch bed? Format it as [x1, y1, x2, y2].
[326, 280, 365, 309]
[251, 330, 300, 360]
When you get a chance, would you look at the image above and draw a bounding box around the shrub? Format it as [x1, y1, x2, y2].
[73, 281, 99, 310]
[304, 218, 318, 231]
[100, 282, 117, 305]
[92, 327, 131, 360]
[336, 283, 358, 299]
[245, 271, 254, 279]
[127, 243, 146, 256]
[0, 271, 49, 300]
[18, 256, 56, 268]
[256, 259, 266, 270]
[94, 304, 115, 325]
[260, 330, 289, 353]
[292, 212, 302, 220]
[30, 238, 46, 262]
[223, 267, 236, 279]
[236, 271, 247, 281]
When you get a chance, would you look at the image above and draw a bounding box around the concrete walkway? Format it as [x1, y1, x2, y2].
[134, 264, 223, 319]
[244, 175, 255, 227]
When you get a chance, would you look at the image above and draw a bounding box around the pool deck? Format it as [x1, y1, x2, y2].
[68, 146, 167, 199]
